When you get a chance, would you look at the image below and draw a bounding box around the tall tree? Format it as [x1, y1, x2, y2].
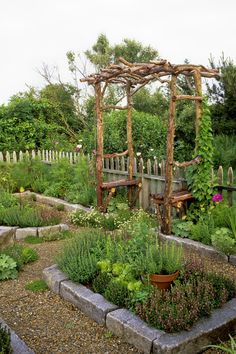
[207, 54, 236, 134]
[85, 34, 159, 70]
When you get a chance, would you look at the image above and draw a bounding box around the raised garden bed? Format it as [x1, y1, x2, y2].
[43, 264, 236, 354]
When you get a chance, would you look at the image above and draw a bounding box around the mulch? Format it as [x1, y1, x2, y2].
[1, 234, 235, 353]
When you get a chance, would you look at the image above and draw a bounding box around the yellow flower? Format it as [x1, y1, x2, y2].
[19, 187, 25, 193]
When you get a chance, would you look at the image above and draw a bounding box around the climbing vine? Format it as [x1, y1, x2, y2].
[187, 100, 213, 209]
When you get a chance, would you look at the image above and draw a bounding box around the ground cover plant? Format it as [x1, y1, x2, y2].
[57, 213, 236, 333]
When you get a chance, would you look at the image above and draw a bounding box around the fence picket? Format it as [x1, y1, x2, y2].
[153, 159, 158, 175]
[218, 166, 223, 185]
[147, 159, 151, 175]
[12, 151, 17, 163]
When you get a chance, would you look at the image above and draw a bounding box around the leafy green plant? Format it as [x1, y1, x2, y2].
[1, 245, 39, 270]
[0, 191, 18, 209]
[25, 279, 48, 292]
[211, 228, 236, 256]
[172, 220, 193, 238]
[0, 323, 12, 354]
[0, 255, 17, 280]
[187, 100, 214, 210]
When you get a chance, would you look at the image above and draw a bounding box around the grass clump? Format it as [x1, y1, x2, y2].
[25, 279, 48, 292]
[24, 236, 43, 244]
[0, 323, 12, 353]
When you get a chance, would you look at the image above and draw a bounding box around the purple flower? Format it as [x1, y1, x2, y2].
[212, 193, 223, 203]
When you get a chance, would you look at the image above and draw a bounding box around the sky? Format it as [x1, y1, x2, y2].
[0, 0, 235, 103]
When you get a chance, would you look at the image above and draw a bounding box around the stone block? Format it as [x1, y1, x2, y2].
[59, 223, 70, 231]
[106, 308, 137, 337]
[15, 227, 38, 240]
[229, 255, 236, 266]
[60, 280, 117, 324]
[43, 264, 68, 294]
[153, 299, 236, 354]
[38, 225, 61, 237]
[0, 227, 17, 250]
[123, 314, 163, 354]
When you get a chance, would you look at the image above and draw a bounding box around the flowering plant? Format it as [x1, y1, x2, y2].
[212, 193, 223, 203]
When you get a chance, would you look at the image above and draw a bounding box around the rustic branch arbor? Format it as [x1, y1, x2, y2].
[82, 57, 219, 234]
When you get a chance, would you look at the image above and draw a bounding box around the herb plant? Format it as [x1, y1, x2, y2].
[0, 255, 17, 280]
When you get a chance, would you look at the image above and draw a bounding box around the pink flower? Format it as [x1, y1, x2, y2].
[212, 193, 223, 203]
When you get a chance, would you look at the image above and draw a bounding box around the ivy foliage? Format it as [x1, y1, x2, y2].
[187, 100, 213, 206]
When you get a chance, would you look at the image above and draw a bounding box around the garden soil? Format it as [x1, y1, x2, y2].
[0, 237, 235, 354]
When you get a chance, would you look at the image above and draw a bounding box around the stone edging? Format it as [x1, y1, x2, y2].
[0, 317, 34, 354]
[158, 231, 236, 266]
[16, 191, 91, 213]
[0, 224, 69, 249]
[43, 264, 236, 354]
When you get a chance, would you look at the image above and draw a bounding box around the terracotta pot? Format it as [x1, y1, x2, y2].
[149, 271, 179, 290]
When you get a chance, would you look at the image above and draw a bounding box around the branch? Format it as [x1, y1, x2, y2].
[174, 155, 202, 168]
[103, 150, 128, 158]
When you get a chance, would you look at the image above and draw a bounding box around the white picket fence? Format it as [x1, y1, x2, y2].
[0, 149, 81, 165]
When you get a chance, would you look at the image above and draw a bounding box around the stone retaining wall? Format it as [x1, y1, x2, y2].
[43, 264, 236, 354]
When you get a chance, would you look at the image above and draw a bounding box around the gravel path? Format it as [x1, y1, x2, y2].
[1, 237, 236, 354]
[0, 239, 141, 354]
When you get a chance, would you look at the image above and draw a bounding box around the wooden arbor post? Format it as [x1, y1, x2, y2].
[194, 70, 203, 145]
[95, 82, 103, 209]
[162, 75, 177, 234]
[126, 81, 134, 205]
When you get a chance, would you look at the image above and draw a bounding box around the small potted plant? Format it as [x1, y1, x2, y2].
[140, 242, 184, 290]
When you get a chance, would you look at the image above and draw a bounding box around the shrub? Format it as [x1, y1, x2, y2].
[92, 272, 112, 295]
[104, 279, 130, 307]
[0, 255, 17, 280]
[0, 323, 12, 354]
